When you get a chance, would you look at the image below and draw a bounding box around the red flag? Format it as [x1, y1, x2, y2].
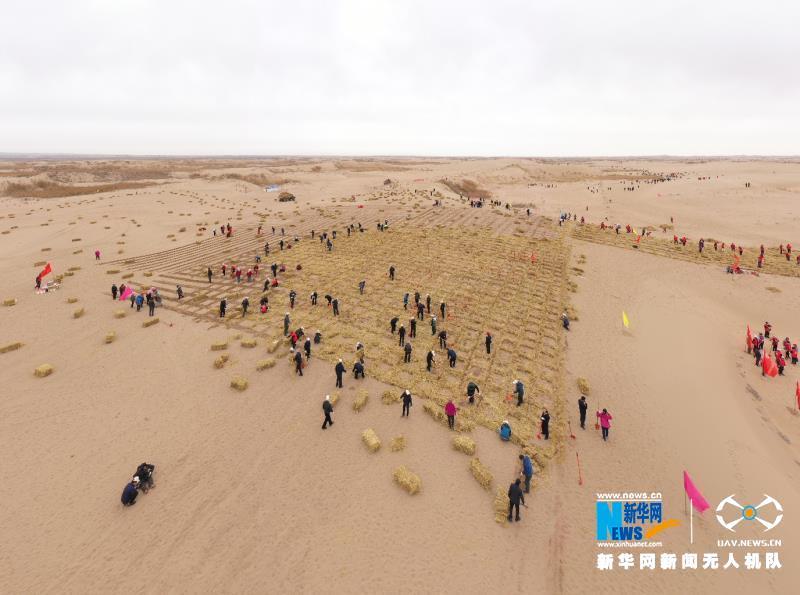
[746, 324, 752, 351]
[762, 354, 778, 378]
[683, 471, 710, 513]
[38, 263, 52, 278]
[795, 382, 799, 410]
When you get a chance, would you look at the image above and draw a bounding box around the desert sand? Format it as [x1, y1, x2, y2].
[1, 157, 798, 593]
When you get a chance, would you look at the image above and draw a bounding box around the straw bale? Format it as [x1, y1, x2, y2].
[390, 435, 406, 452]
[73, 307, 85, 319]
[268, 339, 280, 353]
[470, 457, 493, 490]
[66, 297, 78, 304]
[142, 317, 159, 327]
[230, 376, 248, 391]
[361, 428, 381, 452]
[106, 269, 120, 274]
[241, 337, 257, 348]
[452, 435, 476, 455]
[493, 487, 510, 525]
[577, 377, 590, 395]
[393, 466, 421, 495]
[1, 342, 23, 354]
[211, 341, 228, 351]
[104, 331, 116, 344]
[214, 354, 230, 369]
[113, 310, 126, 319]
[330, 392, 341, 406]
[256, 358, 275, 371]
[353, 389, 368, 412]
[34, 364, 53, 378]
[3, 298, 17, 306]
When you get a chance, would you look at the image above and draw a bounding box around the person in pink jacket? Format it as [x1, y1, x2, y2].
[597, 408, 613, 441]
[444, 399, 457, 430]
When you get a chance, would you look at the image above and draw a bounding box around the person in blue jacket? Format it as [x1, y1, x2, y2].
[499, 420, 512, 441]
[513, 379, 524, 406]
[519, 454, 534, 493]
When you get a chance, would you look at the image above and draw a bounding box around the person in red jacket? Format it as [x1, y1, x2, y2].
[764, 322, 772, 338]
[597, 409, 613, 441]
[776, 351, 786, 375]
[783, 337, 792, 358]
[444, 399, 457, 430]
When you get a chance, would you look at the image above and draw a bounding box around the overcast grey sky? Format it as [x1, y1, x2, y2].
[1, 0, 798, 156]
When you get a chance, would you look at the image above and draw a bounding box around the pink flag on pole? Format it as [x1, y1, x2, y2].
[683, 471, 710, 513]
[119, 287, 133, 301]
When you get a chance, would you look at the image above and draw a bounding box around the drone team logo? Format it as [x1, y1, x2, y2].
[716, 494, 784, 532]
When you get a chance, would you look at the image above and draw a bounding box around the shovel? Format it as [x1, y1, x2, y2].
[568, 420, 576, 439]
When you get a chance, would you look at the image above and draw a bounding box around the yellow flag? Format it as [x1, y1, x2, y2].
[622, 311, 630, 328]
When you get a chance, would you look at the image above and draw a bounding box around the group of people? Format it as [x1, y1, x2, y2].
[750, 321, 798, 376]
[120, 462, 156, 506]
[111, 283, 161, 316]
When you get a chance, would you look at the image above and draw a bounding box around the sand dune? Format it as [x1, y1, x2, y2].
[1, 157, 798, 593]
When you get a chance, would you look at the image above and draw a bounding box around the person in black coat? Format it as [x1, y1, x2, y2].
[353, 361, 365, 379]
[540, 409, 550, 439]
[578, 396, 588, 429]
[111, 284, 118, 300]
[400, 390, 412, 416]
[335, 359, 345, 387]
[447, 348, 457, 368]
[409, 318, 417, 338]
[426, 350, 435, 372]
[322, 395, 334, 429]
[507, 478, 525, 522]
[135, 463, 155, 492]
[294, 349, 303, 376]
[332, 298, 339, 316]
[485, 332, 492, 354]
[438, 330, 448, 349]
[403, 342, 412, 363]
[121, 478, 140, 506]
[390, 317, 399, 334]
[398, 325, 406, 346]
[304, 337, 312, 359]
[219, 298, 227, 318]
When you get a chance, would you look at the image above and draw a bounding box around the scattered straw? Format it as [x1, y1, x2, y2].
[211, 341, 228, 351]
[256, 358, 275, 371]
[230, 376, 248, 391]
[142, 317, 159, 327]
[34, 364, 54, 378]
[353, 389, 369, 412]
[470, 457, 493, 490]
[390, 435, 407, 451]
[382, 390, 401, 405]
[393, 466, 421, 495]
[268, 339, 280, 353]
[362, 428, 381, 452]
[330, 392, 341, 406]
[452, 435, 476, 455]
[577, 377, 590, 395]
[1, 342, 23, 354]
